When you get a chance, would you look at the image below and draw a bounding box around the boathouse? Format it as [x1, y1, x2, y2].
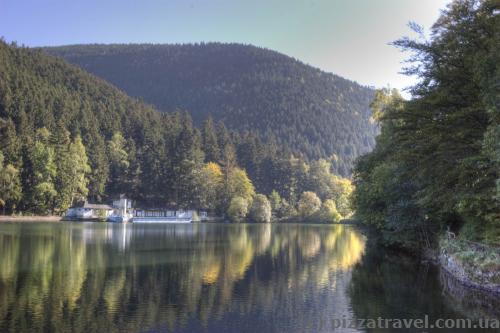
[65, 201, 114, 219]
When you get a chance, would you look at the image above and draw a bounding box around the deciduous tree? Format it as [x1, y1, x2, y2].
[249, 194, 272, 223]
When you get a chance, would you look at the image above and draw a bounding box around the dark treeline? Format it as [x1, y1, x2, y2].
[44, 43, 378, 176]
[352, 0, 499, 250]
[0, 41, 352, 221]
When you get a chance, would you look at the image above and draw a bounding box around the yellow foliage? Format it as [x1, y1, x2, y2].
[204, 162, 223, 179]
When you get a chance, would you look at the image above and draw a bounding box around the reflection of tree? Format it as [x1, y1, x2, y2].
[348, 240, 470, 332]
[0, 223, 366, 332]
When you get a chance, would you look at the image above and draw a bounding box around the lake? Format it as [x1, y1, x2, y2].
[0, 222, 497, 332]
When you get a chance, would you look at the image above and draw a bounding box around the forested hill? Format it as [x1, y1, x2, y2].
[0, 40, 194, 209]
[0, 40, 355, 222]
[44, 43, 377, 175]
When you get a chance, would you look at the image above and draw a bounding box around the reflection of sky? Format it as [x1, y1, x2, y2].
[0, 223, 366, 332]
[1, 0, 450, 96]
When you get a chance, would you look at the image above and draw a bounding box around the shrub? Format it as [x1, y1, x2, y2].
[297, 191, 321, 217]
[250, 194, 272, 223]
[227, 196, 249, 223]
[320, 199, 342, 223]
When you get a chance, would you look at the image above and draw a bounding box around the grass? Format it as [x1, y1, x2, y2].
[440, 237, 500, 285]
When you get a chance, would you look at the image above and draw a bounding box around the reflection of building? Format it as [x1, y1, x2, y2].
[65, 202, 114, 220]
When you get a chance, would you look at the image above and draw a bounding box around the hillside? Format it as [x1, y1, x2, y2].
[45, 43, 377, 175]
[0, 41, 207, 210]
[0, 41, 354, 219]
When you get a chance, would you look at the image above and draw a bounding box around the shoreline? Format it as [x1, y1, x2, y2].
[439, 258, 500, 295]
[0, 215, 62, 222]
[422, 241, 500, 296]
[439, 252, 500, 295]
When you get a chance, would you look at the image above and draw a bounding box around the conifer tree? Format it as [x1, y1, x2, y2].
[202, 117, 221, 163]
[107, 132, 130, 196]
[0, 152, 22, 214]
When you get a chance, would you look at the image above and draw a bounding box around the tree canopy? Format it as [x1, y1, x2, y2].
[352, 0, 499, 249]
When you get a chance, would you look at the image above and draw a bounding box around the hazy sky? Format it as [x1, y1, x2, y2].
[1, 0, 450, 94]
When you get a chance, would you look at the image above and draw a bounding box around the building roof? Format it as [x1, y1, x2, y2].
[82, 202, 113, 210]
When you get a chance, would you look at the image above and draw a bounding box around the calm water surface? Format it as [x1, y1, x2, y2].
[0, 222, 497, 332]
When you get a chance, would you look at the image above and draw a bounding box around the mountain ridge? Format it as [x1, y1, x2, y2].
[44, 43, 378, 175]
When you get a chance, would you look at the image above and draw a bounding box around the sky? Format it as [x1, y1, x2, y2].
[1, 0, 450, 95]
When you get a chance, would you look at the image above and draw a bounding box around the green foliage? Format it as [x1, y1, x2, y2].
[53, 133, 91, 213]
[0, 152, 22, 214]
[198, 162, 223, 211]
[353, 0, 500, 249]
[279, 199, 298, 218]
[0, 41, 357, 220]
[45, 43, 378, 176]
[297, 191, 321, 217]
[227, 196, 249, 223]
[26, 130, 58, 214]
[107, 132, 130, 196]
[202, 117, 221, 163]
[269, 190, 282, 215]
[307, 159, 354, 217]
[249, 194, 272, 223]
[108, 132, 129, 170]
[68, 136, 91, 202]
[0, 119, 20, 165]
[95, 208, 107, 222]
[320, 199, 342, 223]
[224, 167, 255, 205]
[440, 237, 500, 286]
[0, 41, 212, 211]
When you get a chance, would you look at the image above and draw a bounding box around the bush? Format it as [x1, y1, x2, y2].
[250, 194, 272, 223]
[297, 191, 321, 217]
[320, 199, 342, 223]
[192, 211, 200, 222]
[227, 196, 249, 223]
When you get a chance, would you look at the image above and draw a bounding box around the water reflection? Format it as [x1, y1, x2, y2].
[348, 239, 500, 333]
[0, 223, 365, 333]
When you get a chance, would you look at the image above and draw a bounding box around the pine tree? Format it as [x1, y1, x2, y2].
[107, 132, 130, 196]
[0, 118, 20, 166]
[25, 128, 57, 214]
[52, 124, 72, 212]
[202, 117, 221, 163]
[0, 152, 22, 214]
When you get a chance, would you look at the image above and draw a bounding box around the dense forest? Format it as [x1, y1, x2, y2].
[44, 43, 378, 176]
[352, 0, 499, 250]
[0, 40, 352, 222]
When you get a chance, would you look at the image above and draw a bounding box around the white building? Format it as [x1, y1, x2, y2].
[65, 202, 114, 220]
[132, 209, 209, 223]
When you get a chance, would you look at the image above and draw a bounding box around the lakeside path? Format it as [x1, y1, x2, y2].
[0, 216, 62, 222]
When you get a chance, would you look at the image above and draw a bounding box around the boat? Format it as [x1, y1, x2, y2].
[106, 195, 132, 223]
[107, 214, 131, 223]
